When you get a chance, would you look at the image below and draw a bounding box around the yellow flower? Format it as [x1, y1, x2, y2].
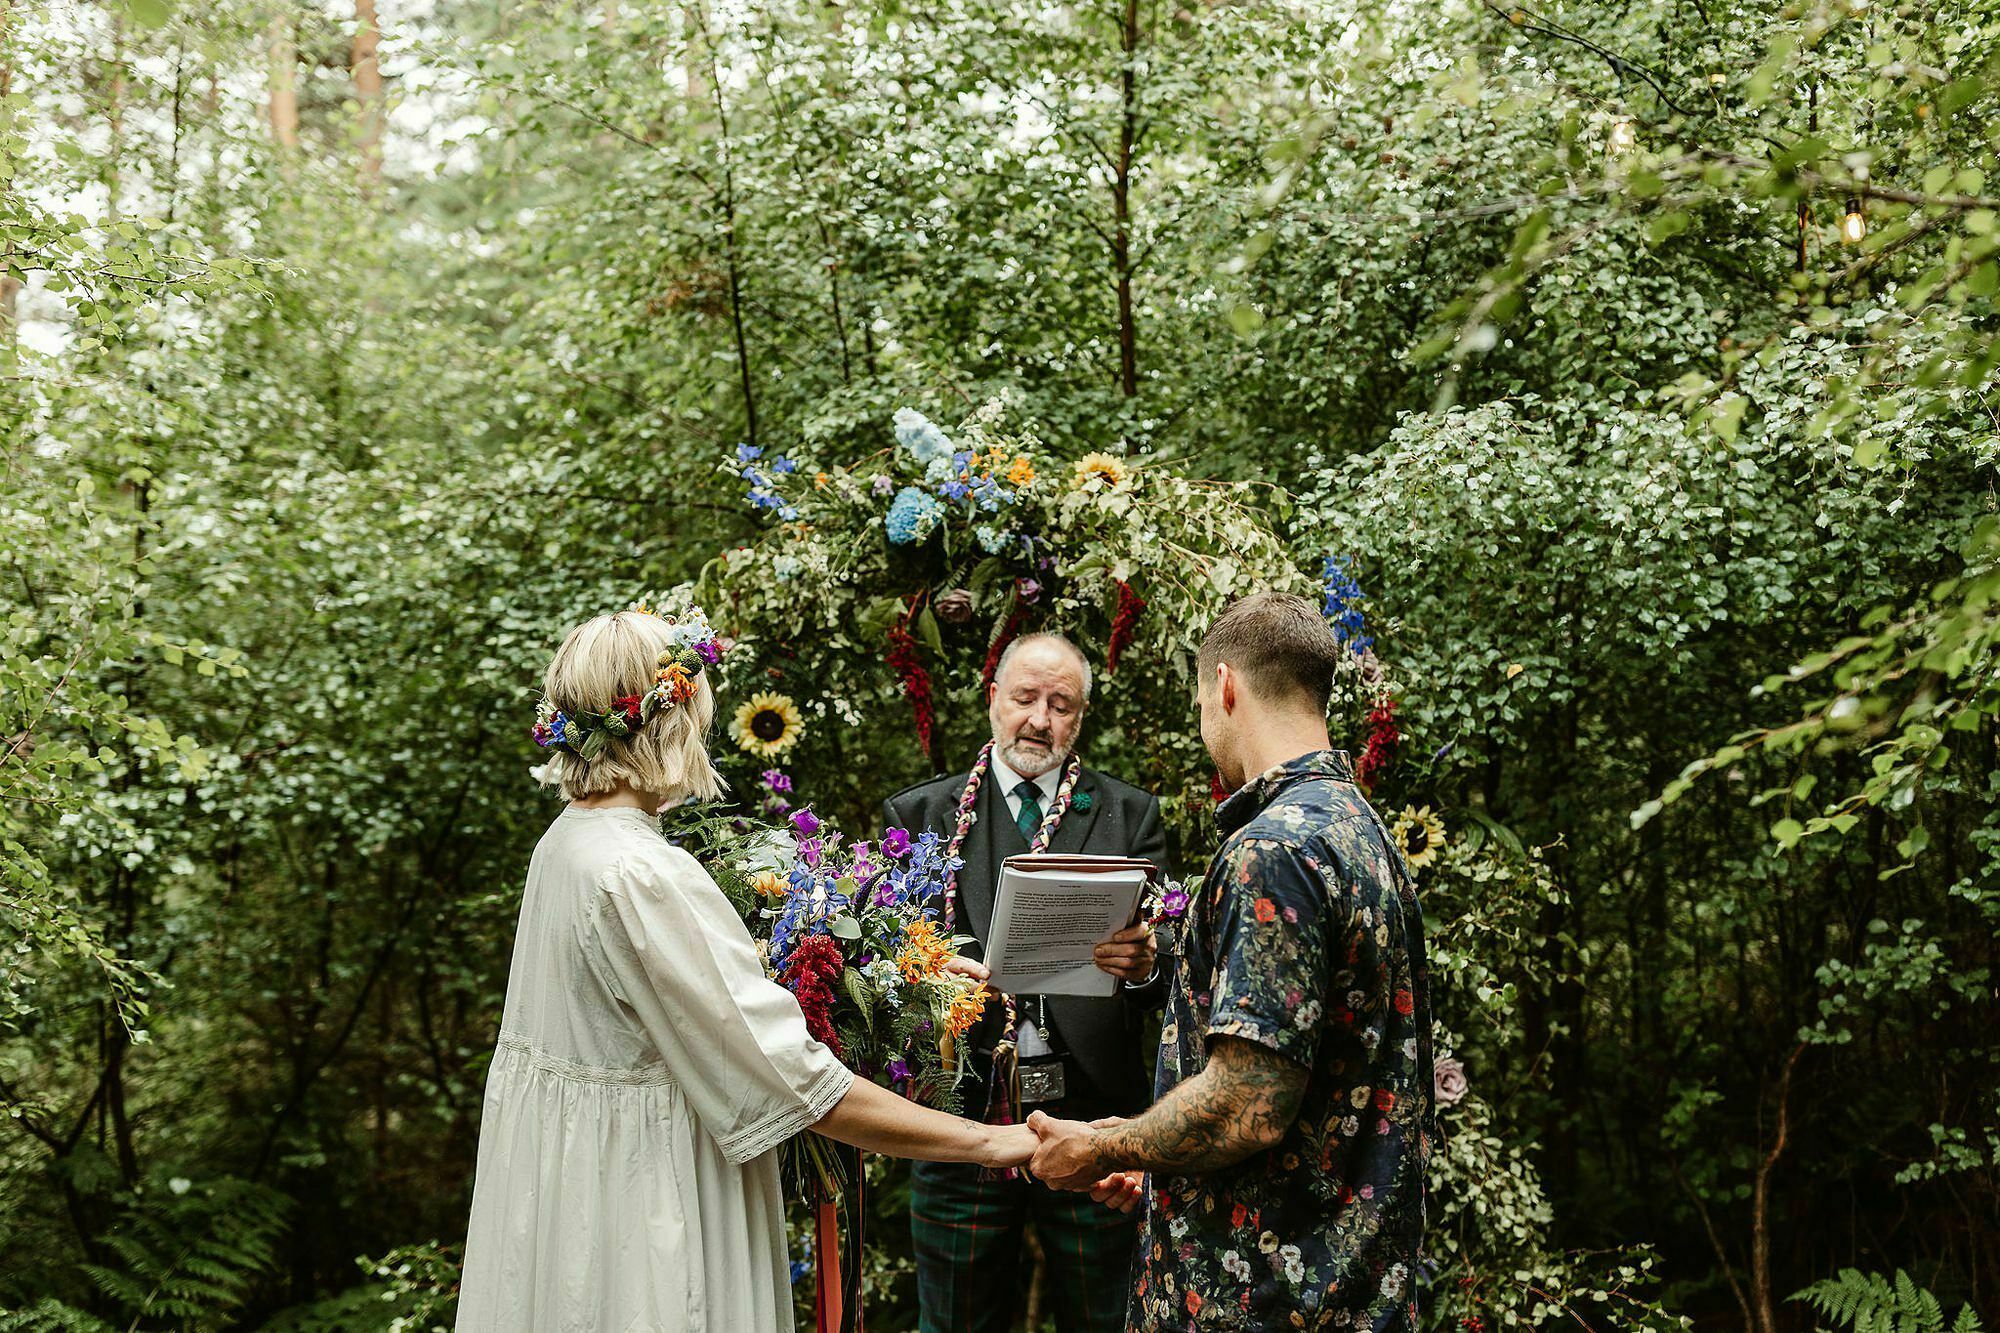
[731, 692, 805, 758]
[751, 869, 787, 899]
[1006, 455, 1037, 488]
[1389, 805, 1447, 871]
[1071, 452, 1130, 490]
[896, 918, 953, 985]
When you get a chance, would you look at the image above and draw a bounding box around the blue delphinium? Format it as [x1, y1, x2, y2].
[1321, 554, 1374, 654]
[885, 486, 945, 545]
[894, 407, 954, 464]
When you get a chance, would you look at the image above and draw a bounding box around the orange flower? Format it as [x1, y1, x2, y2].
[751, 870, 786, 899]
[814, 471, 830, 489]
[656, 661, 698, 705]
[1254, 897, 1277, 923]
[897, 918, 953, 984]
[1006, 456, 1036, 487]
[944, 984, 988, 1036]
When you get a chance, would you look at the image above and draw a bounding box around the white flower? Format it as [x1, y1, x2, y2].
[895, 407, 954, 464]
[1222, 1251, 1252, 1282]
[1280, 1244, 1304, 1284]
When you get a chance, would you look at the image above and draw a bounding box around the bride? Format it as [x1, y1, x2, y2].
[456, 607, 1034, 1331]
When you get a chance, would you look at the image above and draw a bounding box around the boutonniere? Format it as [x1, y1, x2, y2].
[1071, 790, 1093, 812]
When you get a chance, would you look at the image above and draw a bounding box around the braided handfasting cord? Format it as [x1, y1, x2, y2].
[935, 740, 1082, 1145]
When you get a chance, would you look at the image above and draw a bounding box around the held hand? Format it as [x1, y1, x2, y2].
[1026, 1110, 1107, 1191]
[1093, 923, 1156, 983]
[1088, 1170, 1146, 1214]
[981, 1122, 1037, 1170]
[940, 954, 998, 997]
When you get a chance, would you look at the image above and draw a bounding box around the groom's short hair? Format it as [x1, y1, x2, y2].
[1199, 591, 1340, 713]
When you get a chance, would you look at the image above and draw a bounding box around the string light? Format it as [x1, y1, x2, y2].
[1607, 117, 1637, 155]
[1841, 195, 1866, 244]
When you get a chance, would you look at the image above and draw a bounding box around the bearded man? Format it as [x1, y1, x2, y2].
[882, 632, 1170, 1333]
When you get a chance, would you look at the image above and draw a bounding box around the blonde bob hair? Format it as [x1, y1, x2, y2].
[536, 611, 726, 804]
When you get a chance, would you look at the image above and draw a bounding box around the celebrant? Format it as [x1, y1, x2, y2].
[456, 607, 1035, 1333]
[882, 632, 1170, 1333]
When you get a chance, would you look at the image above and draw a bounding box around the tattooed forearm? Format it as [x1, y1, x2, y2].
[1092, 1035, 1308, 1176]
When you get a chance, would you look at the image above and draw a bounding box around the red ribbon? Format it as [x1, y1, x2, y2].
[814, 1193, 843, 1333]
[813, 1153, 866, 1333]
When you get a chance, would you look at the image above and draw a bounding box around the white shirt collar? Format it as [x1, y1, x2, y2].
[990, 750, 1061, 804]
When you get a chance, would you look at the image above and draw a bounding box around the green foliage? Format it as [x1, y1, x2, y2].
[2, 0, 1995, 1327]
[1794, 1270, 1985, 1333]
[0, 1176, 289, 1332]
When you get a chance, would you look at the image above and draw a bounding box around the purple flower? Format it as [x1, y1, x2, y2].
[762, 769, 794, 795]
[888, 1059, 911, 1084]
[872, 475, 895, 496]
[1434, 1057, 1468, 1107]
[1159, 887, 1190, 920]
[798, 838, 824, 869]
[694, 639, 722, 665]
[792, 809, 821, 837]
[882, 827, 912, 859]
[1017, 578, 1042, 604]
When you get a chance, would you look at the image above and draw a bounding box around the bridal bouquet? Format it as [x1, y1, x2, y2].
[734, 799, 991, 1194]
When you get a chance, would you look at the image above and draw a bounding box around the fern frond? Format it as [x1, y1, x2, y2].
[1793, 1269, 1980, 1333]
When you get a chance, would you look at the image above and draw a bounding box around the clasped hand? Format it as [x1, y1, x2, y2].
[1025, 1111, 1144, 1212]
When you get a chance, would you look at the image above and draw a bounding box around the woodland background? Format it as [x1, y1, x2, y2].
[2, 0, 1996, 1329]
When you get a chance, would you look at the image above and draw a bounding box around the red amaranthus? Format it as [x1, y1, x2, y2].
[887, 616, 937, 763]
[1355, 694, 1399, 793]
[1104, 580, 1146, 675]
[779, 934, 845, 1057]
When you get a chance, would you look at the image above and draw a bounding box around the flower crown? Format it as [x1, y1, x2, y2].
[531, 603, 725, 761]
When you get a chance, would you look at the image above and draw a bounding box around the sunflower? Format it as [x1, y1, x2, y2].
[731, 692, 805, 758]
[1389, 805, 1447, 871]
[1071, 452, 1130, 490]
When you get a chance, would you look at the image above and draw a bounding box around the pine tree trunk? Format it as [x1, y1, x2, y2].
[352, 0, 382, 187]
[268, 13, 299, 151]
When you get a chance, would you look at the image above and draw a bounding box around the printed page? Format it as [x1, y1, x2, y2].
[985, 861, 1149, 997]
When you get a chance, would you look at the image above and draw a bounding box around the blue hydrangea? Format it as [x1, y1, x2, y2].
[894, 407, 954, 464]
[885, 486, 945, 545]
[975, 525, 1016, 555]
[1321, 555, 1374, 654]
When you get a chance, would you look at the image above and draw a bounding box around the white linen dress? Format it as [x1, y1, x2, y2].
[457, 805, 854, 1332]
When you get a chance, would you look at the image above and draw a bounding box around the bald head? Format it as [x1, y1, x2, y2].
[988, 634, 1091, 778]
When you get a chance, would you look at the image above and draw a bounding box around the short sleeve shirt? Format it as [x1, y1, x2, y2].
[1129, 750, 1432, 1333]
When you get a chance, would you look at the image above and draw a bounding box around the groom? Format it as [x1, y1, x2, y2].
[883, 632, 1169, 1333]
[1028, 592, 1433, 1332]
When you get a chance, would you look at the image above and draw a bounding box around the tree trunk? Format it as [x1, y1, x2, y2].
[1111, 0, 1139, 401]
[352, 0, 383, 187]
[1, 0, 20, 350]
[268, 13, 299, 151]
[683, 3, 705, 102]
[1751, 1044, 1805, 1333]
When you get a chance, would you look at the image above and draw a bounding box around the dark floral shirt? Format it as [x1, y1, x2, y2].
[1129, 750, 1432, 1332]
